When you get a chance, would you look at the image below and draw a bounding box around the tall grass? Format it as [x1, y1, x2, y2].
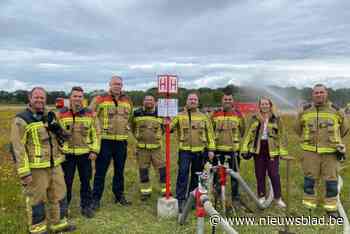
[0, 111, 348, 233]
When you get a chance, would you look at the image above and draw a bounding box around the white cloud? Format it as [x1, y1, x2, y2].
[37, 63, 74, 70]
[0, 79, 29, 91]
[129, 64, 154, 70]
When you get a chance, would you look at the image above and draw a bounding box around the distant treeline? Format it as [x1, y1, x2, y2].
[1, 85, 350, 108]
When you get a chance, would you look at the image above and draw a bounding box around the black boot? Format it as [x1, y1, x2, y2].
[90, 200, 100, 211]
[81, 207, 94, 218]
[231, 197, 242, 208]
[178, 199, 185, 213]
[115, 195, 132, 206]
[52, 224, 76, 233]
[327, 210, 340, 219]
[140, 193, 151, 201]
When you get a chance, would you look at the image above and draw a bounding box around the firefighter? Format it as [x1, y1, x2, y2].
[295, 84, 348, 217]
[211, 93, 245, 207]
[10, 87, 76, 234]
[132, 95, 166, 201]
[90, 75, 133, 209]
[58, 86, 100, 218]
[170, 93, 216, 212]
[241, 96, 288, 208]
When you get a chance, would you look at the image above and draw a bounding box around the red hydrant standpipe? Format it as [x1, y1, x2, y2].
[165, 119, 171, 199]
[218, 165, 227, 186]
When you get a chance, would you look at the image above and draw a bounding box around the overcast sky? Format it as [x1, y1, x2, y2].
[1, 0, 350, 91]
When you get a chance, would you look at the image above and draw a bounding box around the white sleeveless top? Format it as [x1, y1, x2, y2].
[261, 118, 269, 140]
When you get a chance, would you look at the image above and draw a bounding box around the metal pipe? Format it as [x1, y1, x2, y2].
[337, 176, 350, 234]
[197, 217, 205, 234]
[178, 192, 195, 225]
[228, 170, 274, 209]
[221, 185, 226, 214]
[200, 195, 238, 234]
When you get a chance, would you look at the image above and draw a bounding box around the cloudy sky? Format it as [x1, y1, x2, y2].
[1, 0, 350, 91]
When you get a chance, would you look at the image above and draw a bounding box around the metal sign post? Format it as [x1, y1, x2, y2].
[157, 75, 179, 218]
[158, 75, 178, 198]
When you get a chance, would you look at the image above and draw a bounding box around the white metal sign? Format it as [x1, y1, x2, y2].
[158, 75, 178, 94]
[158, 98, 178, 117]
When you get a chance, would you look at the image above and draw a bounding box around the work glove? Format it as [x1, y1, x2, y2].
[336, 144, 346, 162]
[46, 111, 70, 145]
[208, 151, 215, 161]
[241, 152, 253, 160]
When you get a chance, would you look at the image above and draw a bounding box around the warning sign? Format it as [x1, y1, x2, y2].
[158, 75, 178, 94]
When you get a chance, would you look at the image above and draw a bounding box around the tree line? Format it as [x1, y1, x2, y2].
[1, 85, 350, 109]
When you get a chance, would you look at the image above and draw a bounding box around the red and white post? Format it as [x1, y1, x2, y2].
[157, 74, 179, 218]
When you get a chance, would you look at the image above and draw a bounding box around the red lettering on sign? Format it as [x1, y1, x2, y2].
[159, 77, 167, 92]
[170, 78, 177, 92]
[158, 75, 178, 94]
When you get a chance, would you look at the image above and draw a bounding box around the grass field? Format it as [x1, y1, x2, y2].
[0, 108, 349, 234]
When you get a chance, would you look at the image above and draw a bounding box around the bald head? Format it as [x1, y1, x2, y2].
[109, 75, 123, 95]
[312, 83, 328, 106]
[28, 87, 47, 112]
[186, 93, 199, 110]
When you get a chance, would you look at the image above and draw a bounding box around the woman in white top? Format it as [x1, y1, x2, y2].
[241, 96, 288, 208]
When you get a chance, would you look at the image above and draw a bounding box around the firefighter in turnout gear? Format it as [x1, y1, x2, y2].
[132, 95, 166, 201]
[170, 93, 216, 212]
[211, 93, 245, 206]
[241, 97, 288, 208]
[90, 75, 133, 209]
[10, 87, 76, 234]
[295, 84, 349, 217]
[58, 86, 101, 218]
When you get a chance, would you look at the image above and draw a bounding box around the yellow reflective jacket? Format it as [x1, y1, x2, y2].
[241, 113, 288, 157]
[211, 109, 246, 152]
[132, 108, 163, 149]
[89, 92, 133, 141]
[10, 108, 65, 178]
[295, 101, 349, 154]
[57, 107, 101, 155]
[170, 109, 216, 152]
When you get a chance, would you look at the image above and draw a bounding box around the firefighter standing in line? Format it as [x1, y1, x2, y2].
[170, 93, 216, 212]
[211, 93, 245, 207]
[132, 95, 166, 201]
[90, 75, 133, 209]
[295, 84, 348, 217]
[58, 86, 100, 218]
[240, 96, 288, 208]
[10, 87, 76, 234]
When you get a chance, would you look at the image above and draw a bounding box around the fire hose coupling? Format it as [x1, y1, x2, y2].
[196, 172, 209, 192]
[195, 189, 207, 217]
[336, 144, 346, 162]
[199, 194, 209, 204]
